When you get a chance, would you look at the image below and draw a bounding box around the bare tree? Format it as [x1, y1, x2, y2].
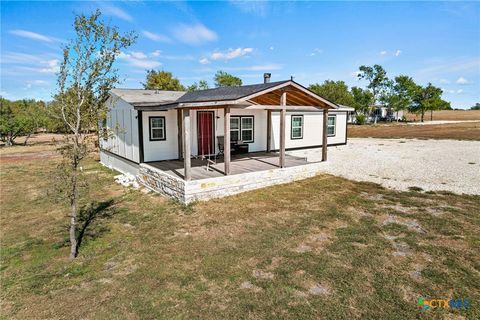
[51, 10, 135, 259]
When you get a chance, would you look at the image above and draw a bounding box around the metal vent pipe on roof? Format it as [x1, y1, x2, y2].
[263, 73, 271, 83]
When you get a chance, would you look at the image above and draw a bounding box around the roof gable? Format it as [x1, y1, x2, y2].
[175, 80, 289, 103]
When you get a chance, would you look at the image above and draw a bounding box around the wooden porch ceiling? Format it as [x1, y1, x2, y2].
[247, 85, 328, 108]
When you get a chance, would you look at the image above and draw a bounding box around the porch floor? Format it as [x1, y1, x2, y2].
[147, 152, 313, 181]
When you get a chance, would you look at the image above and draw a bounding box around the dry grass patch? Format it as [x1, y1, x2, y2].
[405, 110, 480, 121]
[349, 122, 480, 140]
[1, 143, 479, 319]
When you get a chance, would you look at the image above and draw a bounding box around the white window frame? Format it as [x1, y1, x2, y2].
[240, 116, 254, 143]
[230, 117, 240, 142]
[327, 115, 336, 137]
[291, 115, 304, 140]
[149, 116, 166, 141]
[230, 116, 254, 143]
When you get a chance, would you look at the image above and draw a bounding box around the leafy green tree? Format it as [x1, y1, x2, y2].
[351, 87, 374, 115]
[187, 80, 209, 92]
[51, 10, 135, 259]
[409, 83, 450, 122]
[142, 70, 185, 91]
[383, 75, 418, 120]
[470, 103, 480, 110]
[214, 70, 242, 87]
[357, 64, 390, 105]
[0, 98, 48, 146]
[308, 80, 354, 106]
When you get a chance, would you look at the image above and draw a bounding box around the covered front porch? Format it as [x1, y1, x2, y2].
[147, 151, 312, 181]
[137, 80, 337, 182]
[135, 80, 339, 203]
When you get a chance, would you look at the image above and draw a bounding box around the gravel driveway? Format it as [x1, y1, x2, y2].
[288, 138, 480, 195]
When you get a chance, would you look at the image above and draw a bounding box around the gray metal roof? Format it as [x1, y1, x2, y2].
[110, 88, 186, 107]
[175, 80, 289, 103]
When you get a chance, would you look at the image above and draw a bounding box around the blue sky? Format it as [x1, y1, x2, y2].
[1, 1, 479, 108]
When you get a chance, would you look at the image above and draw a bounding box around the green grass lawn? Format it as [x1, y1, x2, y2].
[1, 146, 479, 319]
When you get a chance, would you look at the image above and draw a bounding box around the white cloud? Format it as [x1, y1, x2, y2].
[161, 54, 195, 61]
[9, 29, 58, 43]
[442, 88, 464, 94]
[39, 59, 60, 73]
[142, 30, 171, 43]
[210, 48, 253, 61]
[31, 80, 49, 85]
[380, 50, 387, 56]
[416, 57, 480, 78]
[130, 51, 147, 59]
[172, 23, 217, 45]
[223, 64, 283, 71]
[395, 50, 402, 57]
[151, 50, 161, 57]
[309, 48, 323, 56]
[269, 46, 274, 50]
[118, 51, 161, 69]
[1, 52, 60, 73]
[199, 57, 210, 65]
[456, 77, 469, 84]
[230, 0, 268, 16]
[101, 4, 133, 22]
[24, 80, 49, 90]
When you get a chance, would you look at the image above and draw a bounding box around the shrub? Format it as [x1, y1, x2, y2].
[356, 114, 366, 125]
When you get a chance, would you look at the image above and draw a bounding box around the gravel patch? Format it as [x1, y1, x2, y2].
[288, 138, 480, 195]
[252, 270, 274, 280]
[308, 284, 330, 296]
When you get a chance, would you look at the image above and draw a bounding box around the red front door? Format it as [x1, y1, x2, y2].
[197, 111, 214, 156]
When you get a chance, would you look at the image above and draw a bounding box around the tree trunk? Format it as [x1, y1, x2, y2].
[23, 133, 32, 146]
[430, 110, 433, 121]
[420, 109, 425, 122]
[95, 112, 101, 152]
[69, 169, 78, 259]
[5, 135, 14, 146]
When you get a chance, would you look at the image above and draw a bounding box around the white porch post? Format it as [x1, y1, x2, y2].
[177, 109, 183, 160]
[266, 109, 272, 152]
[279, 92, 286, 168]
[322, 109, 328, 162]
[224, 106, 231, 175]
[183, 108, 191, 180]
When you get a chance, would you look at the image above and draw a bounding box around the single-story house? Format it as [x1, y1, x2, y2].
[337, 104, 356, 123]
[339, 104, 404, 124]
[370, 105, 405, 122]
[100, 79, 351, 203]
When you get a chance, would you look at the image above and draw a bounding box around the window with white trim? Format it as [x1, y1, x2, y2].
[149, 116, 166, 141]
[230, 117, 240, 142]
[291, 115, 303, 139]
[327, 115, 336, 136]
[230, 116, 254, 143]
[241, 117, 254, 142]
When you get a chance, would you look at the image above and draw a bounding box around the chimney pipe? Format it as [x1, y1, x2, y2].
[263, 73, 271, 83]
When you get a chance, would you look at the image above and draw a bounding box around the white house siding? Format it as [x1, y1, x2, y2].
[100, 150, 139, 176]
[139, 109, 348, 162]
[271, 111, 347, 150]
[142, 110, 179, 162]
[101, 96, 139, 163]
